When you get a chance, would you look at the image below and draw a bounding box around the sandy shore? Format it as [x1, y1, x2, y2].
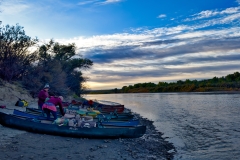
[0, 102, 176, 160]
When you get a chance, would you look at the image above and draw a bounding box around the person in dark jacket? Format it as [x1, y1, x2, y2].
[42, 96, 65, 120]
[38, 84, 50, 109]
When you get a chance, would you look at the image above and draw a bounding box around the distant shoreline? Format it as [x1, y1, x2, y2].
[85, 89, 240, 94]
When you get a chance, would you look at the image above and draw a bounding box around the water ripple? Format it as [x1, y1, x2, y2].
[85, 93, 240, 160]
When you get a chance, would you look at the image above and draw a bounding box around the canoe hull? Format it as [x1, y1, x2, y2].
[0, 112, 145, 138]
[97, 105, 124, 113]
[93, 100, 125, 113]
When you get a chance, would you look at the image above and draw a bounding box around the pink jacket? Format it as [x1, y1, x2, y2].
[38, 89, 49, 107]
[42, 96, 65, 116]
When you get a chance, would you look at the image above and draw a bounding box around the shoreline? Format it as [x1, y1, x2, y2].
[86, 90, 240, 94]
[0, 103, 176, 160]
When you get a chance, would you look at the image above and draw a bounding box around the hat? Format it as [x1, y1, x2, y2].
[59, 96, 63, 101]
[44, 84, 50, 89]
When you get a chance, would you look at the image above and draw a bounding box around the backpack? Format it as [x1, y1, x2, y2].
[15, 99, 28, 107]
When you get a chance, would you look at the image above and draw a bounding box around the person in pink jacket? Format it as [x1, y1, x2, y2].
[42, 96, 65, 120]
[38, 84, 50, 109]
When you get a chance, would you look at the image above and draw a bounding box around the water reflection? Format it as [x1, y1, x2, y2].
[84, 93, 240, 160]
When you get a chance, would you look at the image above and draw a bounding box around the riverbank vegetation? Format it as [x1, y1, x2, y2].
[0, 24, 93, 97]
[87, 72, 240, 94]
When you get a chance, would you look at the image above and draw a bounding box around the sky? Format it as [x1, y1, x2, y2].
[1, 0, 240, 90]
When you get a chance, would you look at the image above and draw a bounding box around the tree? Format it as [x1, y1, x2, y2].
[157, 82, 168, 87]
[185, 79, 191, 84]
[0, 24, 38, 81]
[22, 59, 68, 97]
[122, 86, 128, 93]
[35, 40, 93, 96]
[114, 88, 118, 93]
[0, 24, 93, 97]
[146, 82, 156, 87]
[177, 80, 183, 84]
[134, 83, 141, 88]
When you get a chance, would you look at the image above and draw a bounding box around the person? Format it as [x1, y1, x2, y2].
[38, 83, 50, 109]
[42, 96, 65, 120]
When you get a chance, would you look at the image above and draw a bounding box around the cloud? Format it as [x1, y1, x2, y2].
[78, 0, 124, 6]
[102, 0, 123, 4]
[157, 14, 166, 18]
[185, 7, 240, 21]
[82, 26, 240, 88]
[55, 14, 240, 68]
[83, 35, 240, 64]
[54, 4, 240, 89]
[66, 23, 240, 64]
[0, 0, 30, 15]
[237, 0, 240, 5]
[77, 0, 100, 5]
[87, 62, 240, 84]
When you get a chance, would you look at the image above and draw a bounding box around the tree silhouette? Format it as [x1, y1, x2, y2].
[0, 24, 93, 97]
[0, 24, 38, 81]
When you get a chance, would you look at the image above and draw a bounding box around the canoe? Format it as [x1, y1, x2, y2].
[13, 109, 140, 127]
[13, 109, 55, 121]
[70, 99, 125, 113]
[0, 112, 146, 138]
[68, 104, 131, 116]
[93, 100, 125, 113]
[26, 107, 135, 120]
[96, 105, 125, 113]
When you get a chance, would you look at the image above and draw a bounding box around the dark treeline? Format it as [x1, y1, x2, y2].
[0, 24, 93, 97]
[121, 72, 240, 93]
[87, 72, 240, 94]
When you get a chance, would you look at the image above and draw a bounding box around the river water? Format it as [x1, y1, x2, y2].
[84, 92, 240, 160]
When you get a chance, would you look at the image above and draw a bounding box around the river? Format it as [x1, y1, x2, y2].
[84, 92, 240, 160]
